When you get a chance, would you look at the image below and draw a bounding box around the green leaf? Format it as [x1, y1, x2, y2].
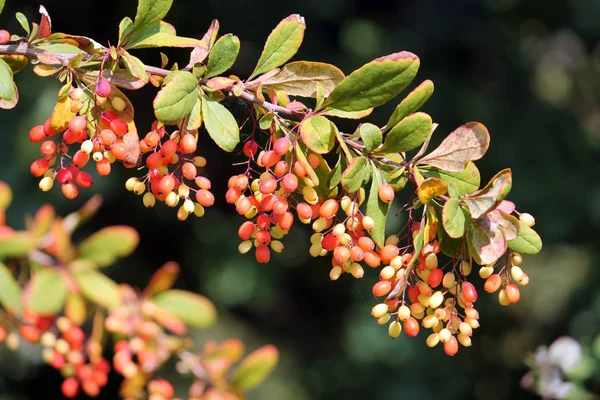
[125, 21, 202, 49]
[259, 113, 274, 130]
[261, 61, 344, 98]
[1, 55, 29, 74]
[206, 34, 240, 78]
[508, 223, 542, 255]
[323, 52, 419, 112]
[118, 17, 133, 46]
[437, 218, 463, 258]
[78, 226, 139, 268]
[249, 14, 306, 79]
[295, 142, 319, 186]
[379, 162, 407, 192]
[65, 293, 87, 326]
[418, 122, 490, 172]
[0, 232, 36, 257]
[359, 123, 382, 153]
[299, 116, 336, 154]
[442, 199, 466, 238]
[380, 112, 432, 153]
[231, 345, 279, 390]
[0, 262, 22, 314]
[35, 42, 87, 54]
[385, 80, 434, 130]
[0, 59, 18, 109]
[120, 51, 149, 83]
[419, 162, 480, 195]
[73, 269, 121, 309]
[467, 223, 506, 266]
[464, 169, 512, 219]
[366, 165, 391, 248]
[152, 289, 216, 328]
[15, 12, 29, 35]
[186, 97, 202, 130]
[201, 94, 240, 152]
[327, 154, 345, 189]
[0, 0, 5, 16]
[324, 108, 373, 119]
[341, 156, 368, 193]
[132, 0, 173, 33]
[153, 70, 199, 124]
[29, 269, 68, 316]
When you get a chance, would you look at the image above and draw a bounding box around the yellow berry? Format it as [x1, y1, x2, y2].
[388, 320, 402, 338]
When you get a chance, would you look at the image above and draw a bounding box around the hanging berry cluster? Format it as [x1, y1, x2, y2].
[0, 0, 543, 358]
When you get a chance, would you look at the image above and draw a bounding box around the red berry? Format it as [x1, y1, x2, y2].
[257, 214, 270, 230]
[282, 173, 298, 192]
[158, 175, 175, 195]
[40, 140, 56, 158]
[296, 202, 312, 219]
[407, 285, 420, 303]
[238, 221, 255, 240]
[74, 171, 93, 188]
[461, 282, 478, 303]
[278, 211, 294, 230]
[61, 377, 79, 398]
[68, 116, 87, 134]
[0, 30, 10, 45]
[225, 187, 241, 204]
[57, 168, 73, 184]
[72, 150, 89, 168]
[321, 233, 338, 251]
[427, 268, 443, 288]
[146, 152, 163, 169]
[109, 119, 128, 137]
[100, 110, 117, 127]
[30, 158, 50, 177]
[110, 142, 128, 160]
[182, 162, 197, 180]
[256, 230, 271, 245]
[255, 245, 270, 263]
[243, 140, 258, 157]
[160, 140, 178, 158]
[29, 125, 46, 142]
[260, 150, 279, 167]
[179, 133, 197, 154]
[195, 189, 214, 207]
[273, 137, 291, 155]
[404, 317, 420, 337]
[95, 78, 111, 98]
[259, 178, 277, 194]
[272, 199, 289, 215]
[62, 183, 78, 199]
[43, 118, 55, 136]
[444, 335, 459, 356]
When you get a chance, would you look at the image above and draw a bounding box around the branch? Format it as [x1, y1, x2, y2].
[0, 43, 305, 120]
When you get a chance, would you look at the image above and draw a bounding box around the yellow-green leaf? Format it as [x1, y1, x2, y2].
[323, 52, 419, 112]
[152, 289, 216, 328]
[249, 14, 306, 79]
[231, 345, 279, 390]
[419, 162, 480, 196]
[341, 156, 368, 193]
[206, 34, 240, 78]
[261, 61, 344, 98]
[385, 80, 434, 131]
[65, 293, 87, 326]
[73, 269, 121, 309]
[145, 261, 180, 297]
[78, 226, 139, 268]
[508, 223, 542, 255]
[29, 269, 68, 316]
[153, 70, 199, 124]
[0, 261, 22, 314]
[0, 231, 36, 258]
[366, 165, 391, 248]
[120, 51, 149, 83]
[442, 198, 466, 238]
[359, 123, 382, 153]
[201, 94, 240, 152]
[380, 112, 432, 153]
[299, 115, 336, 154]
[0, 59, 18, 109]
[131, 0, 173, 33]
[50, 95, 76, 132]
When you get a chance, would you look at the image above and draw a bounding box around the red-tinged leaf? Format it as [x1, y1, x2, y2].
[144, 261, 180, 297]
[417, 178, 447, 205]
[464, 169, 512, 219]
[0, 261, 22, 314]
[323, 52, 419, 112]
[231, 345, 279, 390]
[37, 5, 51, 39]
[219, 339, 245, 363]
[249, 14, 306, 79]
[30, 204, 55, 238]
[152, 305, 186, 335]
[46, 219, 74, 263]
[385, 79, 434, 131]
[120, 50, 149, 83]
[261, 61, 344, 98]
[77, 226, 139, 268]
[152, 289, 216, 328]
[65, 293, 87, 326]
[467, 223, 506, 266]
[29, 268, 68, 316]
[300, 115, 336, 154]
[496, 200, 515, 214]
[418, 122, 490, 172]
[73, 269, 121, 309]
[186, 20, 219, 69]
[206, 77, 235, 90]
[0, 231, 36, 258]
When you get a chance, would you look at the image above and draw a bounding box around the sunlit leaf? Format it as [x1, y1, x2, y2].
[131, 0, 173, 33]
[380, 112, 432, 153]
[464, 169, 512, 219]
[231, 345, 279, 390]
[341, 156, 368, 193]
[299, 115, 336, 154]
[0, 55, 28, 74]
[153, 70, 199, 124]
[73, 269, 121, 309]
[145, 261, 180, 297]
[261, 61, 344, 98]
[417, 178, 447, 204]
[507, 223, 542, 255]
[15, 12, 29, 35]
[152, 289, 216, 328]
[249, 14, 306, 79]
[366, 165, 391, 248]
[206, 34, 240, 78]
[202, 94, 240, 152]
[467, 223, 506, 265]
[0, 262, 22, 314]
[419, 162, 480, 196]
[385, 79, 434, 131]
[126, 21, 202, 49]
[65, 293, 87, 326]
[50, 96, 76, 132]
[418, 122, 490, 172]
[78, 226, 139, 268]
[29, 269, 68, 316]
[324, 108, 373, 119]
[442, 199, 467, 238]
[323, 52, 419, 112]
[120, 51, 149, 83]
[186, 20, 219, 68]
[359, 123, 382, 153]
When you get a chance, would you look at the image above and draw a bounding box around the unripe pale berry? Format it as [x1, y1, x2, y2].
[426, 333, 440, 347]
[388, 321, 402, 338]
[111, 97, 127, 111]
[329, 266, 342, 281]
[479, 266, 494, 279]
[362, 216, 375, 230]
[510, 252, 523, 266]
[397, 305, 411, 321]
[428, 291, 444, 309]
[143, 192, 156, 208]
[519, 213, 535, 227]
[39, 176, 54, 191]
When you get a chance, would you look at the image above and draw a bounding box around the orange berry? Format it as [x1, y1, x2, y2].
[319, 199, 339, 219]
[307, 153, 320, 169]
[61, 183, 78, 199]
[61, 377, 79, 398]
[380, 245, 399, 264]
[256, 230, 271, 245]
[461, 282, 478, 303]
[180, 133, 197, 154]
[236, 197, 252, 215]
[278, 211, 294, 230]
[30, 158, 50, 177]
[332, 246, 350, 265]
[40, 140, 56, 158]
[350, 246, 364, 261]
[404, 317, 420, 337]
[226, 187, 242, 204]
[282, 173, 298, 192]
[158, 175, 175, 195]
[110, 142, 128, 160]
[427, 268, 443, 288]
[363, 250, 381, 268]
[273, 137, 291, 155]
[444, 335, 459, 356]
[378, 183, 394, 203]
[68, 116, 87, 133]
[99, 129, 117, 145]
[372, 281, 392, 297]
[96, 158, 111, 176]
[293, 161, 308, 178]
[273, 161, 288, 177]
[484, 274, 502, 293]
[182, 162, 197, 180]
[260, 178, 277, 194]
[505, 283, 520, 303]
[238, 221, 255, 240]
[29, 125, 46, 142]
[160, 140, 178, 158]
[195, 176, 211, 190]
[195, 189, 214, 207]
[296, 202, 312, 219]
[260, 150, 279, 167]
[357, 236, 375, 251]
[256, 245, 270, 263]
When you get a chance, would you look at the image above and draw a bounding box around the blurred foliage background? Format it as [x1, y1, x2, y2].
[1, 0, 600, 399]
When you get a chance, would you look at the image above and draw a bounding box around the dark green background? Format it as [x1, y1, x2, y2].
[1, 0, 600, 399]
